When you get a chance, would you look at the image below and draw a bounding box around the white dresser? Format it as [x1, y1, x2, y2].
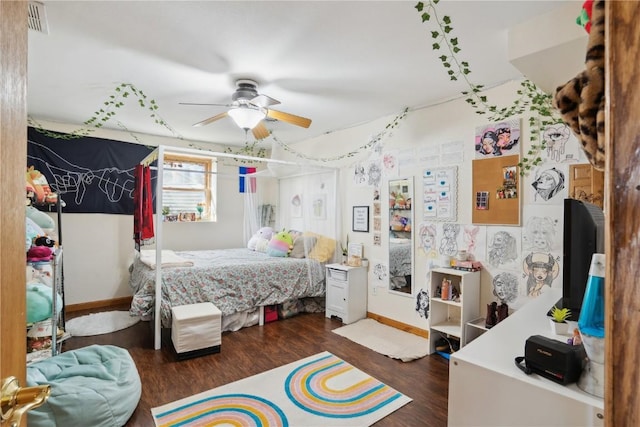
[325, 263, 367, 324]
[448, 289, 604, 426]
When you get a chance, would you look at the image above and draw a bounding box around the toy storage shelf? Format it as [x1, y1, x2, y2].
[27, 199, 67, 364]
[466, 316, 489, 345]
[428, 267, 480, 355]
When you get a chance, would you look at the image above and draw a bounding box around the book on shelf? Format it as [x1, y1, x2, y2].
[450, 259, 482, 271]
[452, 266, 481, 272]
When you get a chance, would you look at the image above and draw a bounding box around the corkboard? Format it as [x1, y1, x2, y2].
[472, 155, 520, 225]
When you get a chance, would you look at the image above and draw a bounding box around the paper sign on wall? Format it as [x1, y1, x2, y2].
[423, 166, 457, 221]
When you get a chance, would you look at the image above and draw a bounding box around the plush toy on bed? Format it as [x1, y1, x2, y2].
[266, 229, 294, 257]
[247, 227, 273, 251]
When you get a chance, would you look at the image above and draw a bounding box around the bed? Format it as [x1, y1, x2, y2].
[129, 248, 326, 329]
[136, 145, 339, 350]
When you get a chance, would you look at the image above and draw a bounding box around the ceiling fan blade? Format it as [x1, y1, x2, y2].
[250, 94, 280, 108]
[252, 121, 270, 140]
[192, 111, 228, 127]
[266, 109, 312, 128]
[180, 102, 230, 107]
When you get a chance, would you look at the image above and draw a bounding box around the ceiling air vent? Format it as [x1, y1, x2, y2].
[28, 1, 49, 34]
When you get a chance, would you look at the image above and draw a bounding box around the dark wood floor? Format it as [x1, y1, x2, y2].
[63, 308, 450, 426]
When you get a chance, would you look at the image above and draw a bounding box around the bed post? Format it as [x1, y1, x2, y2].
[154, 146, 165, 350]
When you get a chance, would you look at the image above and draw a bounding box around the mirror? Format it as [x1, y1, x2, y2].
[388, 177, 414, 295]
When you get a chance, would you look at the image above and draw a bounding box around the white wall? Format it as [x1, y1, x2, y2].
[38, 79, 590, 323]
[34, 121, 275, 304]
[279, 80, 590, 331]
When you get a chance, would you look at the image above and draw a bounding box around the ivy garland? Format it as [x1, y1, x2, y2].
[272, 107, 409, 163]
[28, 2, 570, 172]
[29, 83, 182, 142]
[222, 139, 267, 161]
[415, 0, 563, 175]
[27, 82, 406, 163]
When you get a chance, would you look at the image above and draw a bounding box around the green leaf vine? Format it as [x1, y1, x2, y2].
[272, 107, 409, 163]
[28, 83, 182, 141]
[222, 139, 267, 162]
[27, 82, 407, 163]
[415, 0, 563, 175]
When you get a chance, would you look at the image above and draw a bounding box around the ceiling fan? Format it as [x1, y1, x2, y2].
[180, 79, 312, 140]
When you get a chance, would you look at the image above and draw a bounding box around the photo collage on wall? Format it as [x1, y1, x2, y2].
[373, 187, 381, 246]
[472, 118, 596, 310]
[497, 166, 518, 199]
[473, 118, 521, 209]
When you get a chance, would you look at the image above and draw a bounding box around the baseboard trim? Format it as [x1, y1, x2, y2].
[66, 296, 133, 313]
[366, 312, 429, 339]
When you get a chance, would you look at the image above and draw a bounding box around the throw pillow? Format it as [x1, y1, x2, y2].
[290, 236, 318, 259]
[305, 232, 337, 263]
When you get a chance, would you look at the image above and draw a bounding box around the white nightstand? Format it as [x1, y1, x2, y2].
[325, 263, 367, 324]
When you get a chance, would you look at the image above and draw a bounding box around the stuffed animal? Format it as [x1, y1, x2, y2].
[26, 283, 62, 324]
[26, 217, 44, 252]
[247, 227, 274, 251]
[34, 236, 56, 247]
[27, 246, 53, 262]
[27, 265, 52, 287]
[26, 205, 56, 231]
[553, 0, 605, 171]
[266, 229, 294, 257]
[26, 166, 58, 204]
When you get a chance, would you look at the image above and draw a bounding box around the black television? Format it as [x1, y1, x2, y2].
[560, 198, 605, 320]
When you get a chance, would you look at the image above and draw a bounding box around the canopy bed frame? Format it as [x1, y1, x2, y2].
[137, 145, 339, 350]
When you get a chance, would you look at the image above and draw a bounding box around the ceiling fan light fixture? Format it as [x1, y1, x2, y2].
[227, 106, 266, 130]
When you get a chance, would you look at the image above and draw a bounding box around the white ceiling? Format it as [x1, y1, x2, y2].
[27, 1, 576, 148]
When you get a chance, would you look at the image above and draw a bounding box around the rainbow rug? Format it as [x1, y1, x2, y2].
[151, 351, 412, 426]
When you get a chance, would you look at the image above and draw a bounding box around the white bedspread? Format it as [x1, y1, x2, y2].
[139, 249, 194, 269]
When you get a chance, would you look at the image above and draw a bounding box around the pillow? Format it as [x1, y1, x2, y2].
[288, 229, 303, 241]
[290, 236, 318, 259]
[305, 232, 337, 263]
[266, 229, 294, 257]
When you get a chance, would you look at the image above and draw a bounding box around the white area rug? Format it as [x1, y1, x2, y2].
[152, 351, 411, 426]
[66, 311, 140, 336]
[332, 318, 429, 362]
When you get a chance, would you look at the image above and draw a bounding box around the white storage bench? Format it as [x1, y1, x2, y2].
[171, 302, 221, 360]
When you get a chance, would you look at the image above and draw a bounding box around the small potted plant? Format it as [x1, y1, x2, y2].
[549, 305, 571, 335]
[341, 235, 349, 264]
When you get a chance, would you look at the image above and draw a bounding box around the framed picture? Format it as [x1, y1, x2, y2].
[352, 206, 370, 232]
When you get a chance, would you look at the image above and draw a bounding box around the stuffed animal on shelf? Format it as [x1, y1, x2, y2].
[26, 205, 56, 232]
[247, 227, 274, 251]
[27, 246, 53, 262]
[27, 265, 52, 288]
[34, 236, 56, 247]
[26, 265, 60, 324]
[266, 229, 294, 257]
[26, 283, 63, 324]
[26, 166, 58, 204]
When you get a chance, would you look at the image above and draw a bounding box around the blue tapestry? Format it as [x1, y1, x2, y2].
[27, 127, 156, 214]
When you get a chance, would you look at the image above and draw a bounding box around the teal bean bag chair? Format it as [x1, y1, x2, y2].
[26, 345, 141, 427]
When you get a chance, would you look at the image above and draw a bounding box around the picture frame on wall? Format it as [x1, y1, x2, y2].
[352, 206, 370, 232]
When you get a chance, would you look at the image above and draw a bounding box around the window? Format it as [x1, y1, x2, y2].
[162, 154, 216, 221]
